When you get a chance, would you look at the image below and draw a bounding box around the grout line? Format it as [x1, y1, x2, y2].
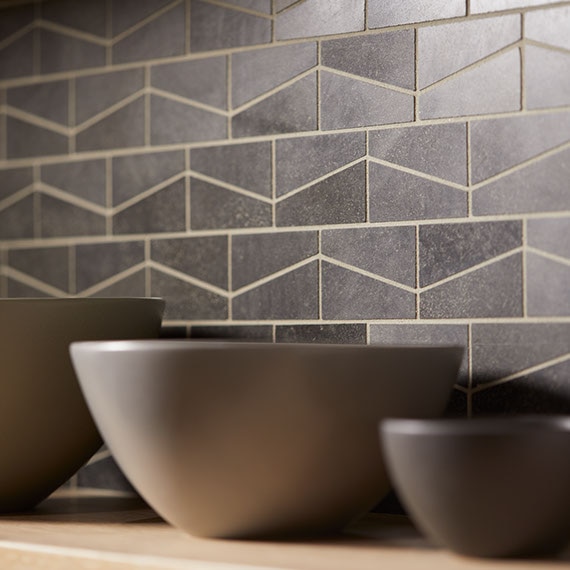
[185, 149, 191, 231]
[365, 132, 370, 222]
[201, 0, 274, 19]
[414, 27, 419, 121]
[36, 20, 109, 47]
[77, 262, 147, 297]
[68, 244, 76, 295]
[0, 23, 35, 53]
[227, 55, 233, 138]
[3, 266, 67, 297]
[366, 322, 370, 345]
[520, 14, 526, 111]
[526, 246, 570, 267]
[0, 186, 35, 213]
[68, 78, 76, 153]
[272, 323, 276, 343]
[32, 27, 40, 76]
[151, 86, 230, 117]
[316, 42, 321, 130]
[150, 260, 229, 297]
[190, 170, 273, 204]
[144, 67, 151, 146]
[466, 0, 471, 16]
[3, 106, 71, 136]
[37, 183, 109, 215]
[466, 121, 472, 216]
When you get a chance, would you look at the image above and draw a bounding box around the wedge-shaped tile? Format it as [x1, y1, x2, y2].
[42, 0, 107, 36]
[527, 252, 570, 317]
[276, 162, 366, 227]
[420, 49, 520, 119]
[223, 0, 271, 13]
[232, 231, 318, 290]
[526, 6, 570, 51]
[8, 247, 69, 292]
[232, 74, 317, 137]
[0, 167, 33, 202]
[276, 324, 366, 345]
[232, 261, 318, 320]
[40, 29, 105, 73]
[322, 226, 416, 287]
[90, 271, 146, 298]
[369, 123, 467, 185]
[275, 0, 297, 11]
[321, 72, 413, 130]
[369, 162, 467, 222]
[368, 0, 465, 28]
[8, 81, 69, 125]
[39, 194, 106, 238]
[420, 253, 523, 318]
[419, 221, 522, 287]
[190, 325, 273, 342]
[0, 195, 34, 239]
[472, 147, 570, 215]
[76, 455, 132, 492]
[0, 32, 34, 79]
[526, 45, 570, 110]
[112, 0, 173, 36]
[528, 217, 570, 260]
[7, 117, 68, 158]
[322, 262, 415, 320]
[472, 0, 561, 13]
[0, 4, 34, 42]
[6, 279, 51, 298]
[190, 178, 272, 230]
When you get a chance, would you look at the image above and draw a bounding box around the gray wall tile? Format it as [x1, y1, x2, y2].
[223, 0, 271, 14]
[6, 278, 51, 298]
[40, 29, 106, 74]
[41, 0, 107, 37]
[527, 217, 570, 260]
[368, 0, 465, 28]
[525, 5, 570, 51]
[525, 45, 570, 110]
[112, 0, 173, 36]
[0, 32, 34, 80]
[0, 196, 35, 240]
[39, 195, 106, 238]
[190, 325, 273, 341]
[526, 252, 570, 317]
[0, 4, 34, 42]
[471, 0, 561, 13]
[0, 167, 33, 202]
[8, 81, 69, 126]
[8, 247, 69, 292]
[91, 271, 146, 297]
[276, 324, 366, 345]
[42, 160, 107, 206]
[76, 456, 134, 493]
[7, 117, 68, 158]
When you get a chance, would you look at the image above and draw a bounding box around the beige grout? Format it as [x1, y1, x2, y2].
[520, 14, 527, 111]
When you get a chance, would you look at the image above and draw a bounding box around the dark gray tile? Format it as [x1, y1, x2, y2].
[527, 217, 570, 260]
[190, 0, 271, 52]
[276, 324, 366, 345]
[525, 5, 570, 51]
[76, 69, 145, 125]
[113, 150, 185, 206]
[0, 4, 34, 42]
[232, 261, 318, 320]
[322, 262, 416, 320]
[275, 0, 297, 11]
[112, 0, 172, 36]
[322, 226, 416, 287]
[42, 160, 106, 206]
[152, 56, 227, 110]
[321, 71, 413, 130]
[151, 95, 227, 145]
[369, 162, 468, 222]
[8, 247, 69, 292]
[76, 97, 145, 152]
[8, 81, 69, 126]
[443, 389, 468, 418]
[190, 178, 272, 230]
[191, 142, 271, 197]
[472, 0, 561, 14]
[75, 241, 145, 292]
[0, 167, 33, 202]
[113, 3, 185, 64]
[113, 179, 186, 235]
[472, 148, 570, 216]
[151, 268, 228, 321]
[276, 132, 365, 197]
[6, 278, 51, 298]
[91, 270, 146, 298]
[526, 252, 570, 317]
[223, 0, 272, 13]
[276, 162, 366, 227]
[151, 236, 228, 289]
[77, 456, 134, 493]
[369, 124, 467, 186]
[0, 195, 34, 240]
[7, 117, 68, 158]
[470, 112, 570, 184]
[420, 253, 523, 318]
[275, 0, 364, 40]
[39, 195, 106, 238]
[525, 45, 570, 110]
[0, 31, 34, 80]
[419, 221, 522, 287]
[232, 74, 317, 137]
[232, 231, 318, 290]
[41, 0, 107, 37]
[161, 326, 189, 338]
[190, 325, 273, 341]
[322, 31, 414, 90]
[420, 49, 520, 119]
[368, 0, 465, 28]
[40, 29, 106, 74]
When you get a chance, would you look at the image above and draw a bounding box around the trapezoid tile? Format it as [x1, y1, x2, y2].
[90, 270, 147, 298]
[39, 194, 106, 238]
[0, 4, 34, 43]
[189, 325, 273, 342]
[527, 217, 570, 260]
[41, 0, 107, 37]
[0, 195, 34, 240]
[76, 455, 133, 492]
[5, 278, 51, 298]
[275, 0, 299, 12]
[7, 81, 69, 126]
[525, 45, 570, 110]
[7, 247, 70, 292]
[222, 0, 272, 14]
[0, 167, 33, 202]
[0, 31, 34, 80]
[40, 29, 106, 74]
[472, 0, 561, 14]
[526, 252, 570, 317]
[276, 324, 367, 345]
[112, 0, 173, 36]
[368, 0, 465, 28]
[525, 5, 570, 51]
[7, 117, 68, 159]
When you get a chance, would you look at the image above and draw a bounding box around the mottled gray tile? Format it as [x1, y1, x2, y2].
[472, 0, 561, 13]
[420, 253, 523, 318]
[322, 31, 414, 90]
[151, 269, 228, 321]
[276, 324, 367, 345]
[418, 15, 520, 89]
[275, 0, 364, 40]
[369, 124, 467, 185]
[190, 178, 272, 230]
[276, 132, 365, 197]
[151, 236, 228, 289]
[321, 72, 413, 130]
[232, 261, 318, 320]
[7, 117, 68, 158]
[526, 5, 570, 51]
[275, 0, 297, 11]
[0, 196, 34, 240]
[527, 217, 570, 260]
[112, 0, 172, 36]
[276, 162, 366, 227]
[223, 0, 272, 13]
[41, 160, 106, 206]
[443, 389, 468, 418]
[368, 1, 465, 28]
[472, 147, 570, 216]
[232, 43, 316, 108]
[369, 162, 468, 222]
[77, 456, 134, 492]
[8, 247, 69, 292]
[161, 326, 189, 338]
[152, 56, 227, 110]
[41, 0, 107, 37]
[322, 226, 416, 287]
[151, 95, 227, 145]
[191, 142, 271, 197]
[40, 195, 106, 238]
[232, 74, 317, 137]
[6, 278, 51, 298]
[40, 29, 106, 73]
[113, 150, 185, 206]
[76, 69, 145, 125]
[91, 271, 146, 298]
[113, 179, 186, 235]
[0, 167, 33, 202]
[190, 325, 273, 341]
[0, 4, 34, 42]
[75, 241, 145, 292]
[526, 252, 570, 317]
[113, 3, 185, 64]
[525, 45, 570, 110]
[419, 221, 522, 287]
[0, 32, 34, 80]
[232, 231, 318, 290]
[8, 81, 69, 125]
[471, 112, 570, 184]
[322, 262, 416, 320]
[420, 49, 521, 119]
[190, 0, 271, 52]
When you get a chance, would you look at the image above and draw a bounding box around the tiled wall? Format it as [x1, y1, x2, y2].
[1, 0, 569, 492]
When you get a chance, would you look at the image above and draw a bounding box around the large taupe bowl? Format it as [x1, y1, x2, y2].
[70, 340, 463, 539]
[0, 298, 165, 513]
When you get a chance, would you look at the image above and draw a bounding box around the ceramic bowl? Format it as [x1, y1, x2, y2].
[0, 297, 165, 512]
[70, 340, 463, 539]
[381, 416, 570, 558]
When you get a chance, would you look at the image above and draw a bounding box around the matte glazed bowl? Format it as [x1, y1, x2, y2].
[381, 416, 570, 558]
[70, 340, 463, 539]
[0, 298, 164, 512]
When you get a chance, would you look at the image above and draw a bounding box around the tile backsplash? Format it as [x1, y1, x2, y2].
[0, 0, 569, 493]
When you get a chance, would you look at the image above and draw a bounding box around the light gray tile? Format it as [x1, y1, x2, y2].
[222, 0, 272, 14]
[91, 271, 146, 298]
[276, 324, 367, 345]
[525, 45, 570, 110]
[7, 117, 68, 158]
[0, 167, 33, 202]
[112, 0, 172, 36]
[8, 81, 69, 125]
[369, 1, 465, 28]
[190, 325, 273, 341]
[472, 0, 561, 13]
[40, 194, 106, 238]
[0, 4, 34, 42]
[369, 162, 468, 222]
[275, 0, 297, 12]
[0, 195, 34, 240]
[41, 0, 107, 37]
[527, 252, 570, 317]
[8, 247, 69, 292]
[527, 217, 570, 260]
[321, 71, 413, 130]
[526, 6, 570, 51]
[40, 29, 106, 73]
[0, 32, 34, 80]
[42, 160, 106, 206]
[420, 49, 521, 119]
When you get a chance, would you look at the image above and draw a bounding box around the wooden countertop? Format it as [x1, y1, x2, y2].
[0, 491, 568, 570]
